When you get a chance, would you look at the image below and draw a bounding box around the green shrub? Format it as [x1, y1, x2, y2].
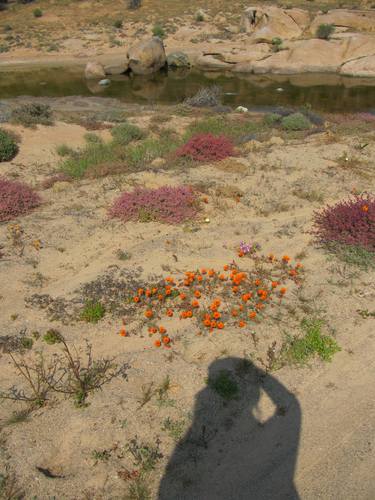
[56, 144, 74, 157]
[60, 142, 119, 178]
[271, 37, 283, 52]
[184, 116, 260, 143]
[111, 122, 146, 146]
[0, 128, 18, 161]
[281, 112, 312, 131]
[11, 103, 53, 128]
[125, 136, 179, 169]
[113, 19, 123, 29]
[33, 8, 43, 17]
[81, 301, 105, 323]
[263, 113, 282, 126]
[84, 132, 103, 144]
[152, 24, 165, 38]
[43, 329, 62, 345]
[316, 23, 335, 40]
[209, 370, 239, 400]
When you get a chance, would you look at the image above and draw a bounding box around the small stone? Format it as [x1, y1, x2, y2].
[99, 79, 111, 86]
[235, 106, 248, 113]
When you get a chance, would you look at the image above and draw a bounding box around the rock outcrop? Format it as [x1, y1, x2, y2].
[167, 52, 190, 67]
[127, 37, 166, 75]
[310, 9, 375, 35]
[340, 55, 375, 77]
[84, 62, 106, 80]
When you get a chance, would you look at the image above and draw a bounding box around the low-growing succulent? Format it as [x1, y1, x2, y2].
[312, 194, 375, 252]
[175, 133, 234, 162]
[109, 185, 199, 224]
[0, 178, 41, 222]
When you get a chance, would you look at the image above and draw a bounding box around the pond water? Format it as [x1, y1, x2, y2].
[1, 65, 375, 113]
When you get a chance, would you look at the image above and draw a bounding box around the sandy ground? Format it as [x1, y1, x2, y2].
[0, 106, 374, 498]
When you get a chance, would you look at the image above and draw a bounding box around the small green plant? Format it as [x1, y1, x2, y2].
[111, 122, 146, 146]
[56, 144, 74, 157]
[126, 438, 163, 473]
[0, 128, 18, 162]
[92, 449, 111, 463]
[263, 113, 282, 126]
[316, 23, 335, 40]
[152, 24, 165, 38]
[116, 249, 132, 260]
[208, 370, 239, 400]
[279, 318, 340, 367]
[84, 132, 103, 144]
[271, 37, 283, 52]
[33, 8, 43, 17]
[281, 113, 312, 131]
[329, 244, 375, 270]
[4, 409, 31, 426]
[80, 301, 105, 323]
[195, 12, 204, 22]
[113, 19, 123, 29]
[20, 337, 33, 350]
[162, 417, 186, 441]
[43, 329, 62, 345]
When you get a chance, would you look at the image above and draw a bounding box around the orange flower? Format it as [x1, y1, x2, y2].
[289, 269, 297, 277]
[208, 269, 215, 277]
[238, 251, 244, 257]
[255, 303, 264, 310]
[296, 263, 303, 269]
[219, 274, 226, 281]
[186, 310, 193, 318]
[154, 340, 161, 347]
[204, 319, 211, 327]
[192, 300, 200, 308]
[232, 286, 239, 294]
[152, 287, 158, 295]
[162, 336, 171, 345]
[145, 310, 153, 319]
[280, 287, 287, 295]
[158, 294, 164, 301]
[282, 255, 290, 263]
[145, 289, 151, 297]
[217, 322, 224, 329]
[254, 279, 261, 286]
[201, 268, 207, 274]
[159, 326, 167, 334]
[362, 204, 369, 212]
[179, 293, 186, 300]
[137, 288, 144, 296]
[210, 304, 218, 312]
[166, 309, 174, 317]
[213, 311, 221, 319]
[271, 281, 279, 288]
[165, 289, 172, 296]
[249, 311, 257, 319]
[210, 320, 217, 328]
[181, 311, 188, 319]
[165, 277, 174, 283]
[148, 326, 157, 334]
[213, 299, 221, 307]
[197, 275, 203, 282]
[231, 309, 238, 317]
[133, 296, 140, 303]
[238, 320, 246, 328]
[242, 293, 251, 302]
[119, 328, 127, 337]
[194, 290, 201, 298]
[223, 264, 229, 271]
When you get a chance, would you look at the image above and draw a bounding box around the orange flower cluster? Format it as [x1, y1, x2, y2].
[118, 253, 303, 346]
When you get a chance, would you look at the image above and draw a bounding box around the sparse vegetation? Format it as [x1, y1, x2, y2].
[33, 7, 42, 17]
[11, 103, 53, 128]
[110, 122, 146, 146]
[316, 23, 335, 40]
[281, 113, 312, 131]
[277, 318, 340, 367]
[0, 128, 18, 161]
[152, 24, 165, 38]
[80, 301, 106, 323]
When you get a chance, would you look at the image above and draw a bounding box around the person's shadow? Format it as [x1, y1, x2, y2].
[158, 357, 301, 500]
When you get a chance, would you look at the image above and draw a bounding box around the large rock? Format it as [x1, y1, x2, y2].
[84, 61, 106, 80]
[241, 6, 310, 42]
[127, 37, 166, 75]
[195, 54, 233, 71]
[340, 34, 375, 62]
[340, 55, 375, 77]
[310, 9, 375, 35]
[104, 61, 129, 75]
[167, 51, 190, 67]
[249, 39, 344, 74]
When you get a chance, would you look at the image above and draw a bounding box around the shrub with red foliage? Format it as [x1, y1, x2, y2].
[175, 133, 234, 162]
[0, 178, 41, 222]
[312, 194, 375, 251]
[109, 185, 199, 224]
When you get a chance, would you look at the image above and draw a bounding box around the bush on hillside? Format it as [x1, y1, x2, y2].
[109, 186, 199, 224]
[0, 129, 18, 161]
[281, 112, 312, 131]
[312, 194, 375, 252]
[0, 178, 41, 221]
[175, 133, 234, 162]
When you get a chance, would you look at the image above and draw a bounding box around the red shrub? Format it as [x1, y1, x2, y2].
[109, 185, 199, 224]
[312, 194, 375, 251]
[175, 133, 234, 162]
[0, 178, 41, 222]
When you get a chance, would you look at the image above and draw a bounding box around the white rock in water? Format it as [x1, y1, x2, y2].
[99, 79, 111, 86]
